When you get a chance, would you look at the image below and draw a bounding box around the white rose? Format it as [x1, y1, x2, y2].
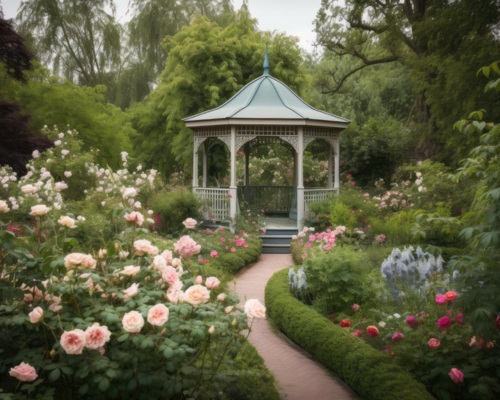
[183, 285, 210, 306]
[58, 216, 76, 229]
[244, 299, 266, 319]
[0, 200, 9, 213]
[122, 187, 137, 199]
[30, 204, 49, 216]
[21, 184, 37, 194]
[122, 311, 144, 333]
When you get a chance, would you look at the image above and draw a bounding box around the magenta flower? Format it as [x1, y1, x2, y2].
[438, 316, 452, 329]
[392, 332, 404, 342]
[406, 315, 417, 327]
[435, 295, 447, 305]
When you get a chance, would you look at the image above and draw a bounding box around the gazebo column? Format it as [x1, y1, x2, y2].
[334, 137, 340, 190]
[229, 126, 237, 219]
[328, 145, 333, 189]
[193, 141, 199, 189]
[202, 141, 207, 188]
[296, 127, 304, 230]
[244, 143, 250, 204]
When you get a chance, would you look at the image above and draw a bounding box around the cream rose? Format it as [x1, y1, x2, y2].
[124, 211, 144, 226]
[58, 215, 76, 229]
[30, 204, 49, 216]
[29, 307, 44, 323]
[0, 200, 9, 213]
[60, 329, 86, 354]
[133, 239, 158, 256]
[21, 184, 37, 194]
[161, 250, 173, 264]
[64, 253, 96, 269]
[120, 265, 141, 276]
[123, 283, 140, 300]
[152, 255, 167, 271]
[217, 293, 226, 302]
[84, 323, 111, 349]
[244, 299, 266, 320]
[147, 304, 170, 326]
[122, 187, 137, 199]
[205, 277, 220, 289]
[122, 311, 144, 333]
[183, 285, 210, 306]
[9, 362, 38, 382]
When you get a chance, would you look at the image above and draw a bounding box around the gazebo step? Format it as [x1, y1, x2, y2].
[264, 228, 298, 236]
[259, 235, 294, 244]
[261, 243, 291, 254]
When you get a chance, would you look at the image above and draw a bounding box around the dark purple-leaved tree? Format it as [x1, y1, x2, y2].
[0, 16, 52, 175]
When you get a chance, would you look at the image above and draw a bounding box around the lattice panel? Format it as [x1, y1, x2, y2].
[194, 137, 208, 152]
[194, 188, 230, 221]
[304, 189, 338, 213]
[237, 126, 296, 136]
[304, 127, 336, 137]
[193, 126, 231, 138]
[236, 135, 256, 150]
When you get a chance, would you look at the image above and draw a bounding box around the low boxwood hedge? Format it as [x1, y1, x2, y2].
[209, 237, 262, 274]
[265, 268, 435, 400]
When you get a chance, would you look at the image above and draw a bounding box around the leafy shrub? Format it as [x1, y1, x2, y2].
[151, 190, 201, 236]
[329, 202, 357, 230]
[265, 269, 434, 400]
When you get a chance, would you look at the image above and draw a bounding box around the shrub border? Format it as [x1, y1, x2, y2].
[265, 268, 435, 400]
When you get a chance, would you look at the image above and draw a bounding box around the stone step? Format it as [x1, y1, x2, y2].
[262, 243, 291, 254]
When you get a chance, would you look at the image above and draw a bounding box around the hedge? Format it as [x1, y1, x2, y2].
[208, 237, 262, 274]
[265, 268, 435, 400]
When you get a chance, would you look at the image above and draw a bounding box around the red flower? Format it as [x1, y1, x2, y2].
[340, 320, 351, 328]
[367, 326, 379, 337]
[444, 291, 457, 302]
[351, 330, 363, 337]
[495, 315, 500, 331]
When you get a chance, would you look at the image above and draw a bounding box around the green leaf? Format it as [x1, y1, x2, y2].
[98, 377, 110, 392]
[48, 368, 61, 382]
[78, 384, 89, 396]
[163, 347, 174, 359]
[117, 333, 129, 342]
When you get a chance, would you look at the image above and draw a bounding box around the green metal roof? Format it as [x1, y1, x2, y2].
[183, 47, 350, 124]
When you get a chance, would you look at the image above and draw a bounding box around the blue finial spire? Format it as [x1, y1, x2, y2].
[263, 43, 269, 76]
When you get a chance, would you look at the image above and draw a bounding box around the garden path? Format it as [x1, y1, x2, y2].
[233, 254, 356, 400]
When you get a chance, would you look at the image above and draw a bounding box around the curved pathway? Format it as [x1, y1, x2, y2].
[233, 254, 356, 400]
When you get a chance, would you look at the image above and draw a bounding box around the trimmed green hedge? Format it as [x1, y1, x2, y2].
[265, 268, 435, 400]
[209, 237, 262, 274]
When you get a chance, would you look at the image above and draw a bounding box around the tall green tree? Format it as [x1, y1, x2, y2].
[314, 0, 500, 161]
[17, 0, 123, 88]
[130, 7, 306, 179]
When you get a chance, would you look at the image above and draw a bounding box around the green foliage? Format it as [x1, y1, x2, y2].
[301, 249, 378, 315]
[329, 202, 357, 230]
[0, 64, 133, 169]
[150, 190, 201, 236]
[265, 268, 435, 400]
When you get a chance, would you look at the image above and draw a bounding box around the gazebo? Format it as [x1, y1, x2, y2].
[183, 47, 350, 230]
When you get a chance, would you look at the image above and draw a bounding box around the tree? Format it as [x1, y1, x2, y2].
[314, 0, 500, 161]
[130, 7, 306, 179]
[17, 0, 123, 88]
[0, 16, 52, 175]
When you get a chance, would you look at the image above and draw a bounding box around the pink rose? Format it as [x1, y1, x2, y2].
[195, 275, 202, 285]
[9, 362, 38, 382]
[147, 304, 170, 326]
[162, 267, 179, 285]
[166, 280, 183, 304]
[435, 294, 447, 305]
[182, 218, 197, 229]
[448, 368, 464, 383]
[133, 239, 158, 256]
[392, 332, 404, 342]
[29, 307, 43, 323]
[122, 311, 145, 333]
[406, 315, 417, 327]
[161, 250, 173, 265]
[60, 329, 86, 354]
[84, 323, 111, 349]
[351, 304, 359, 313]
[438, 316, 452, 329]
[183, 285, 210, 306]
[123, 283, 140, 300]
[205, 277, 220, 289]
[210, 250, 218, 258]
[174, 235, 201, 259]
[428, 338, 440, 348]
[244, 299, 266, 319]
[125, 211, 144, 226]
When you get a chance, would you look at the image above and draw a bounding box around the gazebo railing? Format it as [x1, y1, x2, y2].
[194, 188, 230, 221]
[303, 188, 338, 212]
[238, 185, 293, 213]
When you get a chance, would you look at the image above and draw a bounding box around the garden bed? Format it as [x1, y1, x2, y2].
[265, 268, 434, 400]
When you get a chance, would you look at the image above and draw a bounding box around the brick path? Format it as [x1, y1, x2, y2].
[233, 254, 356, 400]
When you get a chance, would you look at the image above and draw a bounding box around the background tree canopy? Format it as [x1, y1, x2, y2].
[2, 0, 500, 184]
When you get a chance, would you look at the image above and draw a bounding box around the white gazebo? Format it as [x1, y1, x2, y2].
[183, 47, 350, 230]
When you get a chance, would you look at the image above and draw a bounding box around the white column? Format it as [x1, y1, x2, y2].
[202, 141, 207, 188]
[229, 126, 237, 219]
[334, 136, 340, 190]
[328, 144, 333, 188]
[244, 143, 250, 203]
[193, 140, 199, 189]
[297, 127, 304, 230]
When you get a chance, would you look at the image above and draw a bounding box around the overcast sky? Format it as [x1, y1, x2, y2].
[1, 0, 322, 53]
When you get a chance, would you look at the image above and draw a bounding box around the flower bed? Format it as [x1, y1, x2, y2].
[265, 268, 434, 400]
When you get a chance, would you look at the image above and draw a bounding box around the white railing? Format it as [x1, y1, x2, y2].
[194, 188, 231, 221]
[303, 188, 338, 212]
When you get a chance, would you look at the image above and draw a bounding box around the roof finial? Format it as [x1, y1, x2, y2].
[263, 43, 270, 76]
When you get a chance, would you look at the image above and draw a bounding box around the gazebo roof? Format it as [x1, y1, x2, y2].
[183, 47, 350, 127]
